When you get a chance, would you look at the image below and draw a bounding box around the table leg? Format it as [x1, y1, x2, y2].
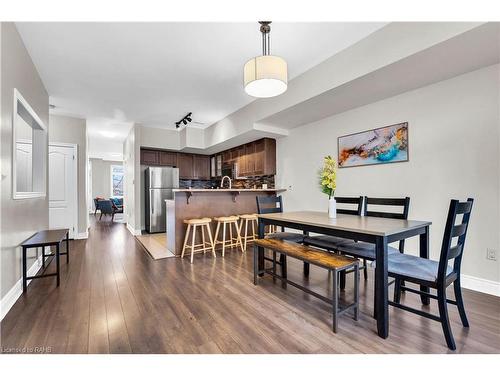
[258, 219, 265, 276]
[22, 246, 27, 293]
[66, 231, 70, 264]
[419, 226, 430, 305]
[375, 236, 389, 339]
[42, 246, 46, 268]
[56, 243, 60, 287]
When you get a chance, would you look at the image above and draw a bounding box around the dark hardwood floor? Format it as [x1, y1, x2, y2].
[1, 216, 499, 354]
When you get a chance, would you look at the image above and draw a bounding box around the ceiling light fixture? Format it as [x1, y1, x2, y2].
[175, 112, 193, 129]
[244, 21, 288, 98]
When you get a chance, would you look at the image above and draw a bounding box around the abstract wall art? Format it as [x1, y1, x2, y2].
[338, 122, 409, 168]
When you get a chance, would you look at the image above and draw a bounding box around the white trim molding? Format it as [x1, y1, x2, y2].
[74, 231, 89, 240]
[461, 274, 500, 297]
[127, 223, 142, 236]
[1, 251, 45, 321]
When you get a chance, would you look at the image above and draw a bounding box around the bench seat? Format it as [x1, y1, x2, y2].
[254, 238, 357, 271]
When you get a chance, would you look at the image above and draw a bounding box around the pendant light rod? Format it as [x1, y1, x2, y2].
[259, 21, 271, 55]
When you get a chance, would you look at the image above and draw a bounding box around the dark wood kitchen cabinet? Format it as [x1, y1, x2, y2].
[140, 149, 160, 165]
[159, 151, 177, 166]
[245, 142, 255, 175]
[193, 155, 210, 180]
[177, 153, 194, 179]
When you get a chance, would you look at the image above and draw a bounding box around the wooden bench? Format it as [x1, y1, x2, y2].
[253, 238, 359, 333]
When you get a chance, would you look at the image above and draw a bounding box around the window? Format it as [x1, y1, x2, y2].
[110, 165, 124, 197]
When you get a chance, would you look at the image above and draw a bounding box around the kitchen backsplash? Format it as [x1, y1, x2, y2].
[180, 175, 275, 189]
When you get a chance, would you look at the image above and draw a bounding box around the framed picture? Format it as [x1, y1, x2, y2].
[338, 122, 409, 168]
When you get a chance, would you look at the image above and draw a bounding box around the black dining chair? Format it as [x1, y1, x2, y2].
[336, 197, 411, 279]
[388, 198, 474, 350]
[303, 196, 364, 248]
[303, 196, 364, 280]
[256, 195, 305, 243]
[256, 195, 306, 277]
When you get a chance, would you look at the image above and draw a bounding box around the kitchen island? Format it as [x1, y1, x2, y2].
[166, 188, 285, 256]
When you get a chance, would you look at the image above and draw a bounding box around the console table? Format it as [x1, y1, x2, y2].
[20, 229, 70, 293]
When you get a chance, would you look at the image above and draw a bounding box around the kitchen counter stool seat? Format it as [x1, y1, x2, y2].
[181, 217, 215, 263]
[213, 216, 243, 256]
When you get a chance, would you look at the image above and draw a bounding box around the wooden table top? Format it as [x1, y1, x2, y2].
[257, 211, 431, 237]
[21, 229, 69, 247]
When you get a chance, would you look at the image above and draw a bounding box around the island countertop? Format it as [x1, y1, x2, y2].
[172, 188, 286, 193]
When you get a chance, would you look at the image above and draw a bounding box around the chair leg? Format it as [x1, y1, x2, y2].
[222, 222, 226, 257]
[100, 212, 103, 220]
[393, 277, 402, 304]
[454, 278, 469, 327]
[235, 221, 244, 252]
[206, 224, 216, 258]
[214, 221, 221, 252]
[438, 287, 456, 350]
[181, 224, 191, 259]
[244, 219, 249, 252]
[363, 259, 368, 280]
[340, 270, 346, 290]
[229, 223, 234, 248]
[202, 225, 206, 253]
[190, 225, 197, 264]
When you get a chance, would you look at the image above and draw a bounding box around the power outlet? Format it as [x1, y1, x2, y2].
[486, 248, 497, 261]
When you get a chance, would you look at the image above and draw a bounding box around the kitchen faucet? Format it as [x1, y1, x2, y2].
[220, 175, 232, 189]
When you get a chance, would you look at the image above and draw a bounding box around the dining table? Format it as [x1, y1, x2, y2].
[256, 211, 432, 339]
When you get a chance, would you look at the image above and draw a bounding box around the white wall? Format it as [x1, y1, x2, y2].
[276, 65, 500, 284]
[123, 125, 141, 234]
[1, 22, 49, 300]
[49, 114, 88, 235]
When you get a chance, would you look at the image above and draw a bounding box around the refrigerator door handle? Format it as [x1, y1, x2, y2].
[150, 190, 154, 214]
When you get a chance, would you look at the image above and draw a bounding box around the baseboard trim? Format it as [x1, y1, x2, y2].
[74, 231, 88, 240]
[1, 252, 45, 321]
[461, 274, 500, 297]
[126, 223, 142, 236]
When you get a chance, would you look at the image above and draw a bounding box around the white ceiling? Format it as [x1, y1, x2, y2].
[16, 22, 385, 139]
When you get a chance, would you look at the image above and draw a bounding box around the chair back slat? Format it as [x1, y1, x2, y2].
[364, 197, 411, 252]
[335, 196, 364, 216]
[451, 223, 467, 238]
[364, 196, 410, 220]
[256, 195, 284, 215]
[447, 244, 463, 260]
[438, 198, 474, 283]
[456, 201, 473, 214]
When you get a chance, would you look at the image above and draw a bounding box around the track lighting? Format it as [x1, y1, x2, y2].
[175, 112, 193, 129]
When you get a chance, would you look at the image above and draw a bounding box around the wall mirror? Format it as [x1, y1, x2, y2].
[12, 88, 47, 199]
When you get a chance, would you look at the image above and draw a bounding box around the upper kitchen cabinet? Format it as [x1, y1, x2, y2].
[193, 155, 210, 180]
[237, 138, 276, 177]
[159, 151, 177, 166]
[141, 149, 160, 165]
[177, 153, 194, 179]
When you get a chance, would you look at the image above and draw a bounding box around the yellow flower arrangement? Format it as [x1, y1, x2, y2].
[319, 155, 337, 199]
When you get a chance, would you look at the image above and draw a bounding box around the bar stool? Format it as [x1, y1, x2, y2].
[181, 217, 215, 263]
[239, 213, 258, 252]
[213, 216, 243, 256]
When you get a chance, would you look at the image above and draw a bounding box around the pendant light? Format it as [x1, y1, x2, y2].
[244, 21, 288, 98]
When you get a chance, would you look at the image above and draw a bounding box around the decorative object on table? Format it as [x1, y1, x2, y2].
[244, 21, 288, 98]
[319, 155, 337, 218]
[338, 122, 409, 168]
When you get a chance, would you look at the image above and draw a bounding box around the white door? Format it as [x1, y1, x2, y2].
[49, 144, 77, 239]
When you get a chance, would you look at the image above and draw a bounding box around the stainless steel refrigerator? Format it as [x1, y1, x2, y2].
[145, 167, 179, 233]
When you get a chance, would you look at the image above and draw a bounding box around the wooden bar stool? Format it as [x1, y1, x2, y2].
[239, 213, 258, 252]
[181, 217, 215, 263]
[213, 216, 243, 256]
